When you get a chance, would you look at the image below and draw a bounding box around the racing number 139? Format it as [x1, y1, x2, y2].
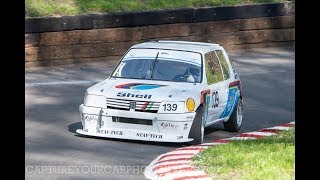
[163, 103, 177, 111]
[212, 90, 219, 108]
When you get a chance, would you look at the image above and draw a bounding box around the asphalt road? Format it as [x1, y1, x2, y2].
[25, 46, 295, 180]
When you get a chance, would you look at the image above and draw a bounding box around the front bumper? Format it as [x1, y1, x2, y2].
[76, 104, 196, 143]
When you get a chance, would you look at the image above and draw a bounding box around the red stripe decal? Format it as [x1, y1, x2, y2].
[229, 80, 240, 87]
[200, 89, 210, 105]
[115, 83, 133, 88]
[153, 163, 190, 172]
[141, 102, 149, 110]
[157, 167, 197, 177]
[173, 174, 209, 180]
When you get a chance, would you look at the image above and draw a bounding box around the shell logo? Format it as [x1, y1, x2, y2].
[186, 98, 195, 112]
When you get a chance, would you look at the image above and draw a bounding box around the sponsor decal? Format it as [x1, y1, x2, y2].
[186, 115, 194, 120]
[117, 92, 152, 99]
[141, 102, 154, 110]
[200, 89, 210, 125]
[229, 80, 242, 97]
[115, 83, 166, 90]
[137, 133, 163, 139]
[177, 136, 183, 140]
[200, 89, 211, 105]
[212, 90, 219, 108]
[160, 122, 178, 129]
[84, 115, 97, 122]
[219, 82, 241, 118]
[183, 123, 188, 130]
[97, 130, 123, 135]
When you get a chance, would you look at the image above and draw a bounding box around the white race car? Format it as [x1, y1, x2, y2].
[76, 41, 243, 144]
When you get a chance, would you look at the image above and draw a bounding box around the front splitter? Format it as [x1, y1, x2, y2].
[76, 129, 193, 143]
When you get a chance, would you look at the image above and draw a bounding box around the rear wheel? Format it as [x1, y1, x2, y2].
[188, 106, 205, 145]
[223, 98, 243, 132]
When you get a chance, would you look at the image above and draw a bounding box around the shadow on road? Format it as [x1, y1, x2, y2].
[68, 122, 82, 133]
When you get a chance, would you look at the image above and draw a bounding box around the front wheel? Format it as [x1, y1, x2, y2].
[188, 106, 205, 145]
[223, 98, 243, 132]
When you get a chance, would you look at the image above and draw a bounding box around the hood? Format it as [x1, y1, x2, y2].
[86, 78, 202, 102]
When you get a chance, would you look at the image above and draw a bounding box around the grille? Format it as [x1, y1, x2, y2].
[106, 98, 160, 113]
[112, 117, 153, 125]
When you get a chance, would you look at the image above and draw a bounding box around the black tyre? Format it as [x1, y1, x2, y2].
[223, 98, 243, 132]
[188, 106, 205, 145]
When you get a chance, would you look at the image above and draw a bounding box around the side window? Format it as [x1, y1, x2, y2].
[204, 51, 224, 85]
[215, 50, 230, 80]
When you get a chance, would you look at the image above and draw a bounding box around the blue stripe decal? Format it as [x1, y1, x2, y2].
[219, 87, 239, 118]
[131, 85, 160, 90]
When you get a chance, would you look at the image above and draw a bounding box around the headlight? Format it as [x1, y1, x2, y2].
[186, 98, 195, 112]
[84, 94, 106, 108]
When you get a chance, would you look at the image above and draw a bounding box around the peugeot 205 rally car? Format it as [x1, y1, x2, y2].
[76, 40, 243, 144]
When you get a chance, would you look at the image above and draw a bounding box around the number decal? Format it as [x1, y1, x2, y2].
[167, 104, 171, 111]
[163, 103, 178, 111]
[212, 90, 219, 108]
[172, 104, 177, 111]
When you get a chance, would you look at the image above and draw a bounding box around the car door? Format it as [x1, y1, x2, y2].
[203, 51, 228, 124]
[215, 49, 237, 119]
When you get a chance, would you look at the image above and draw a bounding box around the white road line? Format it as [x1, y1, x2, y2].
[241, 131, 277, 136]
[25, 79, 103, 87]
[199, 142, 226, 146]
[225, 137, 257, 140]
[266, 126, 291, 130]
[160, 150, 200, 156]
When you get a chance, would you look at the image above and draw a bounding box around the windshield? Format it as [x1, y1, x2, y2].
[111, 49, 202, 83]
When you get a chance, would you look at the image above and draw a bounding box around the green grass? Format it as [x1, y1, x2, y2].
[25, 0, 287, 17]
[192, 129, 295, 180]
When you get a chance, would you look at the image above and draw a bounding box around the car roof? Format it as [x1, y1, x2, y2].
[130, 40, 222, 54]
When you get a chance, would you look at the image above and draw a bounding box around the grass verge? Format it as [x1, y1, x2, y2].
[192, 128, 295, 179]
[26, 0, 286, 17]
